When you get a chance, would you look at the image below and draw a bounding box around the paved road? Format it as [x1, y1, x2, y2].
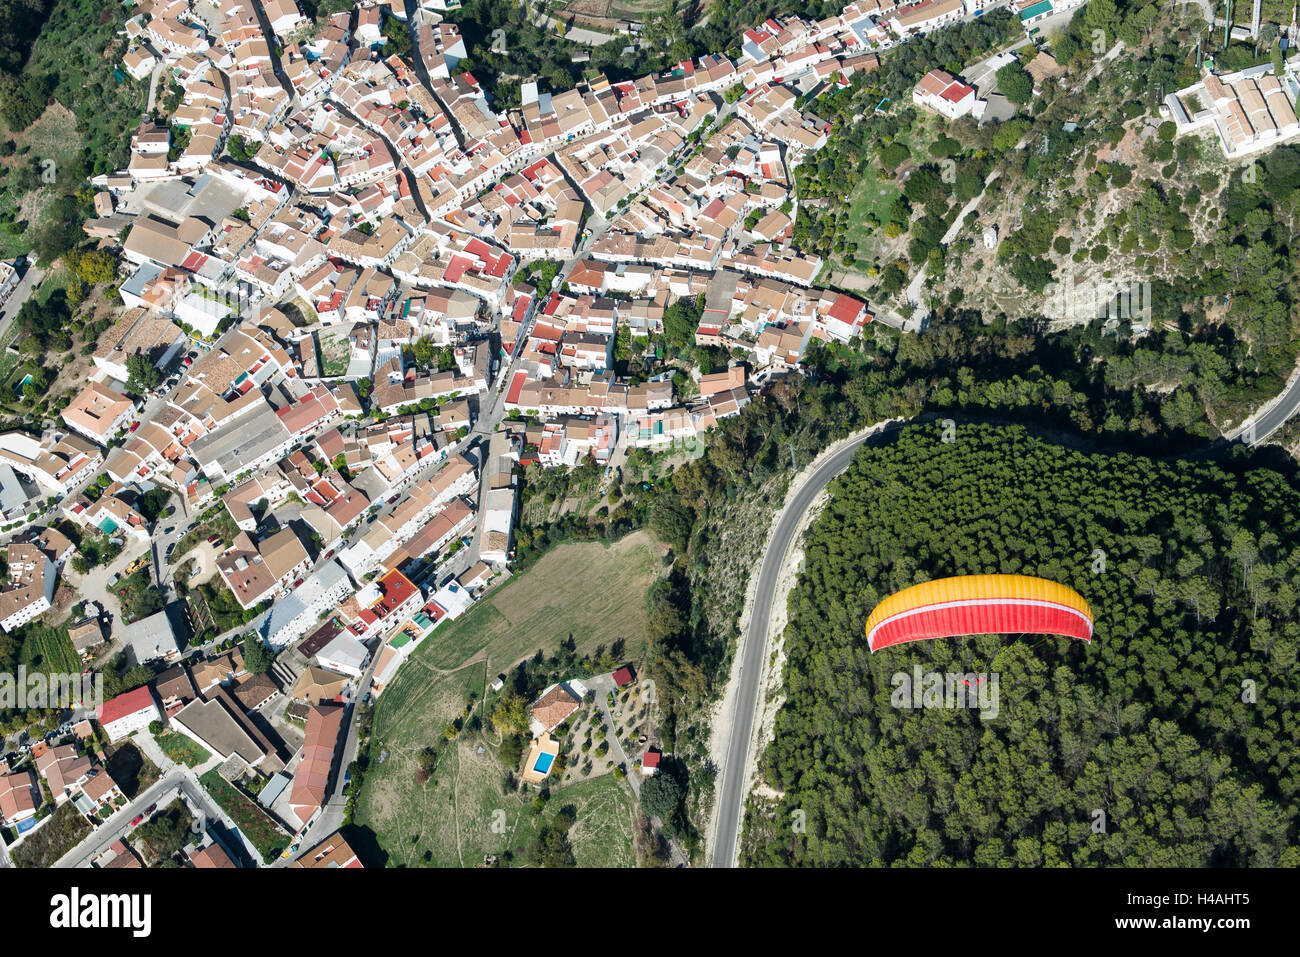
[1237, 365, 1300, 445]
[146, 59, 165, 113]
[711, 426, 892, 868]
[52, 758, 252, 868]
[0, 259, 44, 339]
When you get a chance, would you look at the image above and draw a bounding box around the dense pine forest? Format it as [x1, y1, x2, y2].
[742, 422, 1300, 866]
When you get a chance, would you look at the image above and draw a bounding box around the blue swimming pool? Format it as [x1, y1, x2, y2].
[533, 752, 555, 774]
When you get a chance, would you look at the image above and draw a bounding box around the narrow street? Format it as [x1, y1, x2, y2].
[51, 733, 263, 869]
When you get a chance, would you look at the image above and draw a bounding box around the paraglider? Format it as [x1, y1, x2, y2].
[865, 574, 1094, 653]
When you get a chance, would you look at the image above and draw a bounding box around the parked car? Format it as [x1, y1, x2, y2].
[129, 814, 143, 827]
[207, 536, 220, 545]
[145, 803, 156, 815]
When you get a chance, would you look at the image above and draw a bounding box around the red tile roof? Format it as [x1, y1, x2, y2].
[940, 81, 974, 104]
[827, 293, 866, 323]
[290, 704, 344, 814]
[98, 686, 158, 727]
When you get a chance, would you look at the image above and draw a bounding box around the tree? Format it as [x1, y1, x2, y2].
[526, 822, 574, 867]
[879, 141, 910, 168]
[491, 692, 530, 736]
[0, 71, 52, 131]
[992, 118, 1031, 152]
[415, 747, 438, 784]
[640, 772, 683, 820]
[498, 734, 525, 768]
[1084, 0, 1119, 47]
[412, 335, 436, 367]
[663, 295, 703, 350]
[743, 423, 1300, 867]
[649, 497, 692, 553]
[243, 637, 274, 675]
[125, 354, 161, 394]
[72, 249, 118, 285]
[226, 134, 253, 162]
[136, 487, 172, 523]
[996, 61, 1033, 106]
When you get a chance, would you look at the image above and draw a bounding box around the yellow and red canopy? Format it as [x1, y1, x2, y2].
[865, 574, 1094, 653]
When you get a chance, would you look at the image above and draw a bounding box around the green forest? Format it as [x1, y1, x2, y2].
[742, 422, 1300, 866]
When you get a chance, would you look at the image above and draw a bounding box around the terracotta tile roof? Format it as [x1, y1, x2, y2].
[530, 684, 581, 732]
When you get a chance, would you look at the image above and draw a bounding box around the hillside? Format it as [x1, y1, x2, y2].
[740, 422, 1300, 866]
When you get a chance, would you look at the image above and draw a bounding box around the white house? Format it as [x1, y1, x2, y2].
[97, 686, 162, 743]
[913, 69, 978, 120]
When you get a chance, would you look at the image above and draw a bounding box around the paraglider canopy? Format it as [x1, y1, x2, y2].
[865, 574, 1094, 653]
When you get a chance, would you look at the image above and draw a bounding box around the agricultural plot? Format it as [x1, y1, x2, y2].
[411, 531, 665, 672]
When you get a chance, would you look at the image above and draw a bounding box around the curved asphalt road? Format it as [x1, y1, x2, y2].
[1241, 371, 1300, 446]
[712, 428, 889, 868]
[709, 354, 1300, 867]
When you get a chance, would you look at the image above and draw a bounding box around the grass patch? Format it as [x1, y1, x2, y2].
[318, 333, 350, 376]
[414, 531, 664, 672]
[199, 769, 289, 862]
[175, 506, 238, 559]
[155, 732, 211, 768]
[356, 532, 663, 868]
[557, 774, 637, 867]
[847, 167, 901, 239]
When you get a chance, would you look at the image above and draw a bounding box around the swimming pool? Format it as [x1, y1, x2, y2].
[532, 752, 555, 775]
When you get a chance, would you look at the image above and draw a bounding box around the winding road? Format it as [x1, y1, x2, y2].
[709, 347, 1300, 867]
[711, 425, 899, 867]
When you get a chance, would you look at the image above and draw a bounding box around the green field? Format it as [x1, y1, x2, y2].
[17, 622, 79, 677]
[355, 533, 663, 866]
[357, 660, 637, 869]
[846, 168, 901, 240]
[413, 531, 665, 672]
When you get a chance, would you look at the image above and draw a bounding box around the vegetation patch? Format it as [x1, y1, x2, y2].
[744, 422, 1300, 866]
[199, 769, 289, 862]
[155, 732, 212, 769]
[10, 802, 91, 868]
